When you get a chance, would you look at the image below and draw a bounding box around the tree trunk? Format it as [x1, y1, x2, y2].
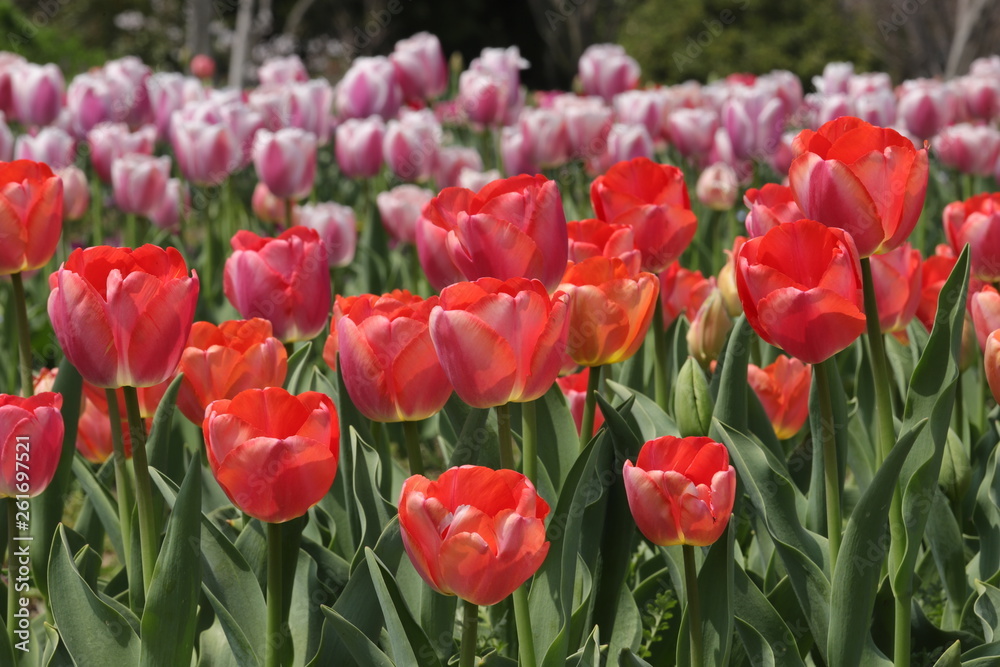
[229, 0, 256, 88]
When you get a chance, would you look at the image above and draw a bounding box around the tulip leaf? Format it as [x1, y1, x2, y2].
[284, 341, 315, 394]
[0, 616, 14, 667]
[320, 606, 395, 667]
[926, 488, 970, 628]
[806, 358, 849, 537]
[535, 385, 584, 494]
[202, 586, 260, 667]
[828, 418, 925, 666]
[732, 564, 805, 667]
[617, 648, 654, 666]
[605, 380, 678, 441]
[975, 443, 1000, 582]
[710, 315, 754, 435]
[29, 357, 82, 600]
[348, 429, 397, 572]
[714, 419, 830, 661]
[444, 394, 501, 469]
[48, 524, 141, 665]
[145, 373, 184, 472]
[892, 246, 970, 597]
[566, 626, 600, 667]
[364, 548, 443, 667]
[975, 581, 1000, 643]
[932, 640, 962, 667]
[139, 457, 201, 667]
[69, 455, 125, 564]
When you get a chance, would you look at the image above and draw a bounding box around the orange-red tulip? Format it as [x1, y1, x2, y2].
[35, 368, 114, 463]
[47, 245, 200, 388]
[429, 277, 569, 408]
[0, 392, 63, 497]
[987, 330, 1000, 404]
[176, 318, 288, 424]
[590, 157, 697, 273]
[659, 262, 714, 328]
[735, 219, 866, 364]
[623, 436, 736, 547]
[870, 242, 922, 333]
[556, 367, 604, 437]
[558, 257, 659, 367]
[743, 183, 804, 238]
[788, 116, 928, 257]
[0, 159, 63, 275]
[203, 387, 339, 523]
[943, 192, 1000, 282]
[566, 218, 641, 275]
[747, 356, 812, 440]
[972, 286, 1000, 352]
[398, 465, 550, 606]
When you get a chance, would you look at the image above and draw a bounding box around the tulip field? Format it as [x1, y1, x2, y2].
[3, 33, 1000, 667]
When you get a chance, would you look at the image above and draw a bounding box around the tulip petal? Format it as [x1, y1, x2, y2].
[430, 308, 517, 408]
[756, 287, 867, 364]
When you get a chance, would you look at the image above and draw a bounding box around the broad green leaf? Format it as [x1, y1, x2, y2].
[926, 488, 969, 630]
[48, 525, 141, 665]
[975, 443, 1000, 582]
[932, 640, 961, 667]
[202, 587, 259, 667]
[566, 626, 600, 667]
[709, 315, 753, 435]
[606, 380, 678, 441]
[535, 384, 583, 494]
[348, 429, 396, 571]
[732, 565, 805, 667]
[145, 373, 183, 472]
[617, 648, 654, 666]
[975, 581, 1000, 643]
[444, 394, 500, 469]
[284, 341, 315, 394]
[0, 615, 14, 667]
[68, 456, 124, 570]
[321, 607, 394, 667]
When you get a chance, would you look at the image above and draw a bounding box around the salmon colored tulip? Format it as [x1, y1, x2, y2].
[566, 218, 641, 275]
[0, 392, 63, 497]
[747, 356, 812, 440]
[176, 318, 288, 424]
[659, 262, 714, 329]
[743, 184, 805, 238]
[203, 387, 339, 523]
[556, 367, 604, 437]
[972, 286, 1000, 352]
[590, 157, 697, 273]
[0, 160, 63, 275]
[870, 243, 922, 334]
[735, 219, 866, 364]
[223, 227, 331, 343]
[623, 436, 736, 547]
[916, 244, 984, 331]
[558, 257, 659, 367]
[987, 330, 1000, 404]
[788, 116, 929, 257]
[336, 292, 453, 422]
[398, 465, 550, 606]
[429, 277, 569, 408]
[416, 175, 569, 292]
[48, 245, 200, 388]
[943, 192, 1000, 282]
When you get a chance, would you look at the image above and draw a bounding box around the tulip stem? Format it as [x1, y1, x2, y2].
[816, 359, 842, 574]
[860, 257, 896, 466]
[496, 403, 514, 470]
[521, 400, 537, 485]
[122, 386, 156, 595]
[512, 585, 538, 667]
[402, 420, 425, 476]
[579, 365, 603, 451]
[266, 521, 285, 667]
[125, 213, 138, 248]
[653, 298, 670, 412]
[459, 599, 478, 667]
[106, 388, 136, 608]
[91, 176, 104, 247]
[7, 499, 17, 652]
[683, 544, 703, 667]
[10, 273, 33, 398]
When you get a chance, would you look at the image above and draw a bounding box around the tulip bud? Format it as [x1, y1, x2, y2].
[686, 287, 733, 365]
[696, 162, 739, 211]
[674, 357, 714, 437]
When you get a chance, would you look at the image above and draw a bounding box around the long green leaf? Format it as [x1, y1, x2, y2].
[321, 607, 394, 667]
[732, 565, 805, 667]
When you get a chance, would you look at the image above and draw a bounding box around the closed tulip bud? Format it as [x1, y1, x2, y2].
[14, 127, 76, 170]
[743, 184, 805, 238]
[10, 62, 64, 127]
[686, 287, 733, 365]
[253, 128, 317, 200]
[335, 56, 402, 120]
[0, 393, 63, 497]
[736, 219, 866, 364]
[870, 243, 922, 333]
[176, 319, 287, 424]
[48, 245, 200, 388]
[944, 193, 1000, 283]
[430, 277, 569, 408]
[0, 160, 63, 275]
[204, 387, 339, 523]
[556, 367, 604, 437]
[558, 257, 660, 367]
[696, 162, 739, 211]
[717, 236, 747, 318]
[578, 44, 640, 102]
[747, 356, 812, 440]
[170, 116, 240, 186]
[296, 202, 357, 268]
[335, 117, 386, 178]
[390, 32, 448, 101]
[377, 184, 434, 246]
[674, 357, 713, 437]
[190, 54, 215, 80]
[111, 154, 171, 216]
[398, 465, 550, 606]
[56, 166, 89, 221]
[623, 436, 736, 547]
[223, 227, 331, 343]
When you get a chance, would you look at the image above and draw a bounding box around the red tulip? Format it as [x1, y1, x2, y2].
[788, 116, 928, 257]
[429, 277, 569, 408]
[590, 157, 697, 273]
[747, 357, 812, 440]
[915, 244, 983, 331]
[944, 193, 1000, 282]
[36, 368, 114, 463]
[558, 257, 659, 367]
[398, 465, 550, 606]
[623, 436, 736, 547]
[48, 245, 200, 388]
[190, 54, 215, 80]
[556, 367, 604, 437]
[743, 184, 805, 238]
[223, 227, 331, 343]
[870, 243, 922, 333]
[659, 262, 714, 329]
[0, 160, 63, 276]
[987, 330, 1000, 404]
[203, 387, 339, 523]
[416, 175, 569, 292]
[336, 292, 452, 422]
[176, 319, 288, 425]
[567, 218, 641, 275]
[735, 219, 866, 364]
[0, 393, 63, 497]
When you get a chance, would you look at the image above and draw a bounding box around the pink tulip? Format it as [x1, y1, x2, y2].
[383, 109, 441, 181]
[10, 62, 64, 127]
[147, 72, 205, 140]
[251, 182, 296, 226]
[148, 178, 189, 232]
[335, 117, 385, 178]
[286, 80, 334, 144]
[0, 113, 12, 162]
[696, 162, 739, 211]
[190, 54, 215, 80]
[457, 167, 501, 192]
[335, 56, 402, 120]
[933, 124, 1000, 176]
[515, 107, 570, 168]
[377, 184, 434, 246]
[959, 74, 1000, 121]
[613, 89, 667, 139]
[56, 166, 89, 221]
[246, 86, 289, 131]
[457, 68, 511, 127]
[111, 154, 171, 216]
[14, 127, 75, 169]
[722, 86, 786, 161]
[602, 123, 654, 167]
[432, 146, 483, 188]
[0, 53, 26, 116]
[215, 100, 266, 169]
[0, 393, 63, 497]
[253, 128, 317, 200]
[297, 202, 357, 268]
[971, 286, 1000, 352]
[102, 56, 152, 127]
[852, 89, 897, 128]
[578, 44, 640, 102]
[257, 55, 308, 86]
[390, 32, 448, 101]
[500, 126, 535, 177]
[470, 46, 528, 122]
[88, 122, 157, 183]
[811, 62, 854, 95]
[171, 117, 240, 186]
[558, 95, 612, 159]
[66, 72, 114, 137]
[897, 79, 958, 140]
[665, 108, 718, 162]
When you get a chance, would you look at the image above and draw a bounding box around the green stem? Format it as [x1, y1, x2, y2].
[894, 566, 911, 667]
[459, 599, 478, 667]
[683, 545, 703, 667]
[7, 499, 16, 653]
[106, 389, 135, 608]
[816, 359, 842, 573]
[579, 366, 603, 451]
[496, 403, 514, 470]
[402, 420, 425, 476]
[653, 298, 670, 413]
[125, 213, 137, 248]
[10, 273, 33, 398]
[860, 257, 896, 466]
[512, 585, 538, 667]
[266, 521, 284, 667]
[90, 175, 103, 247]
[521, 400, 538, 485]
[122, 386, 156, 594]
